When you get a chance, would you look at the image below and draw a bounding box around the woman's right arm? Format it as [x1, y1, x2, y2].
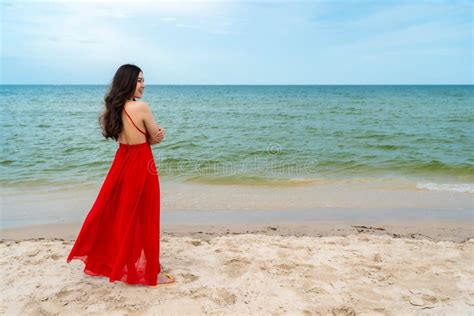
[139, 102, 165, 145]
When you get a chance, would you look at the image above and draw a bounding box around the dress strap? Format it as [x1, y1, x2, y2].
[123, 108, 148, 136]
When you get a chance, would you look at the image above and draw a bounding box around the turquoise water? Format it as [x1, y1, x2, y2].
[1, 85, 473, 190]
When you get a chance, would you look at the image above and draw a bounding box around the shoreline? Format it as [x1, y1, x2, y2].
[1, 218, 472, 243]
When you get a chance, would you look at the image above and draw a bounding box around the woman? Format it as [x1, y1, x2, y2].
[66, 64, 175, 287]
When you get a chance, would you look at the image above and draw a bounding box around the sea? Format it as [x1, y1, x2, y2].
[1, 85, 473, 193]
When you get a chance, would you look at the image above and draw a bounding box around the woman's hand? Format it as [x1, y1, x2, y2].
[139, 102, 165, 145]
[153, 127, 165, 143]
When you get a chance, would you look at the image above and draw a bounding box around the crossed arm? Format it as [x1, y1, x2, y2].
[139, 102, 166, 145]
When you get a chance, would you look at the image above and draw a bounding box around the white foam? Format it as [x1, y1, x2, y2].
[416, 182, 474, 194]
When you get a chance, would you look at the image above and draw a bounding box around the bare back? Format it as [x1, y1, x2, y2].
[118, 101, 148, 145]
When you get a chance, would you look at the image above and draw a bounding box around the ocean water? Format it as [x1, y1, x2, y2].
[1, 85, 473, 192]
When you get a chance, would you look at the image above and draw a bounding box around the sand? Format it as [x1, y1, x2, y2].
[1, 222, 473, 315]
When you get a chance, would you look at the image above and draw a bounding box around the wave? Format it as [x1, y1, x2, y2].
[416, 182, 474, 194]
[183, 175, 322, 186]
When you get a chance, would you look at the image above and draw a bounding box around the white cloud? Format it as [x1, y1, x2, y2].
[1, 0, 471, 84]
[2, 1, 235, 63]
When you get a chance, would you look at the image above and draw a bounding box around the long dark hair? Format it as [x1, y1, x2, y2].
[99, 64, 142, 141]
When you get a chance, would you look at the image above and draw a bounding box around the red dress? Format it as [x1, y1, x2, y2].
[67, 108, 161, 286]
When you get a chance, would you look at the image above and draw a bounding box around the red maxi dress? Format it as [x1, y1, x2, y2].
[67, 108, 161, 286]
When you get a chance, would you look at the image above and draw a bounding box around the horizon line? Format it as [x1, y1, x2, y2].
[1, 83, 473, 86]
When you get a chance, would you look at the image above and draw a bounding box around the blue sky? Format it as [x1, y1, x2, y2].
[1, 0, 472, 84]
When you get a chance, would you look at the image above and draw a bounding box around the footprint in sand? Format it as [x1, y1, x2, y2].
[181, 272, 199, 283]
[56, 288, 87, 302]
[25, 249, 40, 257]
[372, 253, 383, 262]
[331, 306, 356, 316]
[213, 288, 237, 305]
[272, 263, 299, 276]
[223, 257, 251, 278]
[48, 254, 61, 261]
[190, 287, 236, 305]
[187, 240, 202, 247]
[36, 301, 62, 315]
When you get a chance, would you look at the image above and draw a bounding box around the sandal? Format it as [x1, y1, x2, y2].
[151, 272, 175, 287]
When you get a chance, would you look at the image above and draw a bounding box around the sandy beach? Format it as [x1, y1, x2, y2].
[1, 220, 473, 315]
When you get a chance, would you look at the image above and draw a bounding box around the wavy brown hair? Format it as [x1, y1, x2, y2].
[99, 64, 142, 141]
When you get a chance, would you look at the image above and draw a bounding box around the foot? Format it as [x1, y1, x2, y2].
[151, 272, 175, 287]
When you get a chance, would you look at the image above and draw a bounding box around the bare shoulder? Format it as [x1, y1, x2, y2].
[124, 100, 150, 113]
[134, 100, 152, 113]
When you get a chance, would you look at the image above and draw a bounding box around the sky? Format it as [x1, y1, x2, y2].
[0, 0, 472, 84]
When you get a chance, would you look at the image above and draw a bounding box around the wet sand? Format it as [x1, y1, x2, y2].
[2, 178, 473, 229]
